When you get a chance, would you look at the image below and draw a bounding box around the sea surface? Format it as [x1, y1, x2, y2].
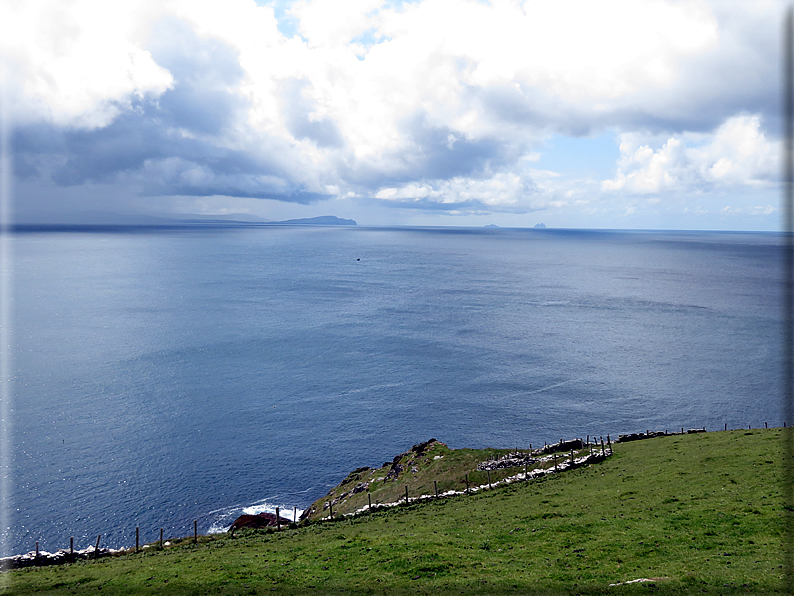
[4, 226, 783, 556]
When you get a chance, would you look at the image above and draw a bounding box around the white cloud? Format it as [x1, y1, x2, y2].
[602, 114, 777, 194]
[250, 0, 721, 162]
[290, 0, 384, 48]
[4, 0, 785, 229]
[8, 0, 723, 140]
[1, 0, 173, 128]
[373, 171, 544, 209]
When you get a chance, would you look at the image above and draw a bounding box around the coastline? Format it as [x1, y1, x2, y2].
[0, 424, 767, 570]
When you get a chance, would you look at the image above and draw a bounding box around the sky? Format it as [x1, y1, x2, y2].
[0, 0, 785, 229]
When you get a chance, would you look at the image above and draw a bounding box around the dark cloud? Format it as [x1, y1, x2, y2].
[11, 18, 334, 207]
[144, 183, 329, 204]
[147, 17, 247, 136]
[280, 79, 345, 148]
[12, 104, 331, 205]
[338, 110, 517, 191]
[12, 154, 43, 181]
[401, 112, 511, 178]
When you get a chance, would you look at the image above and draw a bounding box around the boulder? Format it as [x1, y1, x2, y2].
[229, 512, 293, 531]
[411, 439, 437, 454]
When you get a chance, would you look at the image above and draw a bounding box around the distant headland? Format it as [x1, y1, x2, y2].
[11, 213, 357, 230]
[171, 214, 357, 226]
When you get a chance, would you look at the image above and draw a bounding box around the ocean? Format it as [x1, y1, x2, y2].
[5, 225, 783, 556]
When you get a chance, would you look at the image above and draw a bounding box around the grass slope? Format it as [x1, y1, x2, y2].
[2, 429, 784, 595]
[303, 439, 601, 521]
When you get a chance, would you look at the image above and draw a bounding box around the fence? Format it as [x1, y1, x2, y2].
[3, 421, 783, 570]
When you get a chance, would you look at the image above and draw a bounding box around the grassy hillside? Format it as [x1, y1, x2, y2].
[302, 438, 604, 521]
[1, 429, 784, 595]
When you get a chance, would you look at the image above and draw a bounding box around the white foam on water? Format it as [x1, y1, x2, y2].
[207, 499, 305, 534]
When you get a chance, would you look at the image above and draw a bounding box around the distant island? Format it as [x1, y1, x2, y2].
[176, 215, 357, 226]
[484, 224, 499, 228]
[534, 222, 547, 229]
[12, 212, 357, 228]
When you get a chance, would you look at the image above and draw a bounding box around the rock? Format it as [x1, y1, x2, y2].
[616, 431, 668, 443]
[342, 467, 370, 485]
[537, 439, 584, 454]
[478, 455, 537, 471]
[385, 463, 403, 481]
[229, 512, 293, 531]
[0, 546, 124, 570]
[411, 439, 437, 454]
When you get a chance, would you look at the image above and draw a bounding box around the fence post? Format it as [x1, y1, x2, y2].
[434, 480, 438, 498]
[487, 470, 491, 489]
[465, 473, 469, 494]
[404, 485, 409, 504]
[601, 438, 605, 456]
[35, 541, 39, 562]
[368, 493, 372, 512]
[94, 535, 101, 559]
[554, 454, 558, 472]
[276, 507, 281, 531]
[765, 422, 768, 429]
[70, 537, 74, 563]
[194, 520, 197, 544]
[136, 526, 139, 552]
[294, 506, 297, 524]
[525, 461, 528, 479]
[160, 528, 163, 548]
[329, 502, 334, 519]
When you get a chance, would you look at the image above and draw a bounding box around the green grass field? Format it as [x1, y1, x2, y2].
[1, 428, 785, 595]
[302, 438, 602, 521]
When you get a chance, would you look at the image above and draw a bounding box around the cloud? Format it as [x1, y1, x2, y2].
[279, 78, 345, 148]
[290, 0, 384, 49]
[602, 114, 777, 194]
[146, 16, 247, 136]
[373, 171, 540, 212]
[1, 0, 173, 129]
[2, 0, 785, 227]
